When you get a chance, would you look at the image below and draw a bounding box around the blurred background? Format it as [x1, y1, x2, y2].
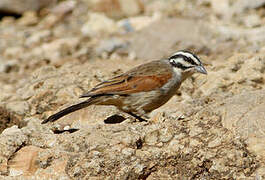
[1, 0, 265, 69]
[0, 0, 265, 179]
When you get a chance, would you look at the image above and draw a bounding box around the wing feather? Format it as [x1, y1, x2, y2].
[81, 60, 172, 97]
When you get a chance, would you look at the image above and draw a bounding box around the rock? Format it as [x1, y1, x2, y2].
[232, 0, 265, 14]
[8, 146, 43, 176]
[117, 0, 144, 17]
[128, 18, 215, 60]
[0, 0, 265, 178]
[216, 90, 265, 178]
[0, 63, 263, 178]
[144, 0, 175, 15]
[81, 13, 118, 37]
[50, 0, 76, 15]
[41, 110, 258, 179]
[0, 107, 21, 134]
[243, 14, 261, 28]
[1, 51, 260, 178]
[117, 12, 161, 32]
[0, 0, 57, 14]
[1, 125, 21, 135]
[17, 11, 39, 26]
[0, 84, 14, 102]
[3, 47, 23, 59]
[144, 130, 159, 146]
[34, 151, 69, 179]
[216, 89, 265, 147]
[0, 59, 19, 73]
[211, 0, 265, 17]
[95, 38, 128, 57]
[211, 0, 231, 18]
[92, 0, 144, 18]
[25, 30, 51, 47]
[199, 53, 265, 96]
[0, 126, 28, 175]
[215, 23, 265, 44]
[23, 37, 80, 63]
[6, 101, 30, 116]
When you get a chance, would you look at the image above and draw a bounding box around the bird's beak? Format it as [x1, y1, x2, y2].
[195, 65, 207, 74]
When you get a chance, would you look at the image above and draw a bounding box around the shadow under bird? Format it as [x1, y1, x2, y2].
[42, 50, 207, 124]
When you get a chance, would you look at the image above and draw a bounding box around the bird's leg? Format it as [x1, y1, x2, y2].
[127, 112, 147, 122]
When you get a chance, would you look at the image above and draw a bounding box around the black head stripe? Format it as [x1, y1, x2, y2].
[184, 56, 197, 66]
[169, 51, 201, 66]
[189, 53, 201, 65]
[181, 50, 202, 65]
[170, 61, 192, 70]
[169, 54, 197, 66]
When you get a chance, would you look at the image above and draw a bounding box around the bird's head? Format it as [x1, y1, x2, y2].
[169, 50, 207, 79]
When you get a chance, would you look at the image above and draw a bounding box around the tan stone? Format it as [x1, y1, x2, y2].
[8, 146, 43, 176]
[0, 0, 56, 14]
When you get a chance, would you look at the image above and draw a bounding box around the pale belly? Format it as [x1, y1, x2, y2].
[120, 85, 178, 114]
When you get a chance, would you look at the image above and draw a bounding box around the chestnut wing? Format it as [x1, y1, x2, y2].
[80, 60, 172, 97]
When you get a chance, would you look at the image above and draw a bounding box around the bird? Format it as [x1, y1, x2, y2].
[41, 50, 207, 124]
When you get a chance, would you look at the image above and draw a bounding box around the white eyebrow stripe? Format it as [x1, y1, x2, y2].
[173, 51, 201, 65]
[170, 57, 190, 67]
[178, 58, 190, 66]
[170, 58, 195, 70]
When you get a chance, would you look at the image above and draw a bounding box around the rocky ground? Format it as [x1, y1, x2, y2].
[0, 0, 265, 179]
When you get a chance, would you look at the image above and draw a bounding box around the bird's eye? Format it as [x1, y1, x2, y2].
[172, 62, 191, 70]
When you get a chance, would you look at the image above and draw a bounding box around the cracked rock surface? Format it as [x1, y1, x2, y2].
[0, 0, 265, 179]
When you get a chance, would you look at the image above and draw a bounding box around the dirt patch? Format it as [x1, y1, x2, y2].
[0, 106, 24, 133]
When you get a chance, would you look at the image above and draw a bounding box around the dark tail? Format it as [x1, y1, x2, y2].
[42, 98, 97, 124]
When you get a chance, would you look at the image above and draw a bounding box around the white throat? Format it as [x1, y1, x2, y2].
[172, 67, 183, 82]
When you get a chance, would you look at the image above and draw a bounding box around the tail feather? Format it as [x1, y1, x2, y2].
[42, 98, 96, 124]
